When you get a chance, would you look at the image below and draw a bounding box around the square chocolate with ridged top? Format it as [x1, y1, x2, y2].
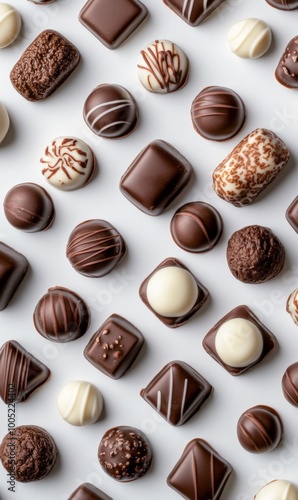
[84, 314, 144, 379]
[0, 241, 28, 311]
[141, 360, 212, 426]
[10, 29, 80, 102]
[120, 140, 193, 216]
[79, 0, 148, 49]
[68, 482, 112, 500]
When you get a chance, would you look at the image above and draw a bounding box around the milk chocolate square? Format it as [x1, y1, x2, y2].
[79, 0, 148, 49]
[163, 0, 226, 26]
[141, 361, 212, 426]
[286, 195, 298, 233]
[68, 482, 112, 500]
[10, 29, 80, 102]
[167, 438, 232, 499]
[202, 305, 276, 376]
[84, 314, 144, 379]
[0, 241, 28, 311]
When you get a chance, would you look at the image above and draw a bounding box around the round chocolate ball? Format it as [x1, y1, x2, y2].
[282, 362, 298, 407]
[66, 219, 127, 278]
[0, 425, 57, 482]
[226, 225, 285, 284]
[98, 426, 152, 482]
[255, 480, 298, 499]
[170, 201, 223, 253]
[265, 0, 298, 10]
[237, 405, 283, 453]
[83, 84, 138, 138]
[191, 86, 245, 141]
[3, 182, 55, 232]
[33, 286, 90, 342]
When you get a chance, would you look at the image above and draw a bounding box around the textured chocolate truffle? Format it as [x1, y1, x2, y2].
[282, 362, 298, 406]
[66, 219, 126, 278]
[237, 405, 283, 453]
[0, 425, 57, 482]
[170, 201, 223, 252]
[276, 36, 298, 88]
[83, 84, 138, 138]
[3, 182, 55, 232]
[266, 0, 298, 10]
[226, 225, 285, 284]
[98, 426, 152, 481]
[191, 86, 245, 141]
[33, 286, 90, 342]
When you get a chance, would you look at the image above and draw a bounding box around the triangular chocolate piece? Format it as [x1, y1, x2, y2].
[0, 340, 50, 403]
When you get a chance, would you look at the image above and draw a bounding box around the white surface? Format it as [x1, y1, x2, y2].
[1, 0, 298, 499]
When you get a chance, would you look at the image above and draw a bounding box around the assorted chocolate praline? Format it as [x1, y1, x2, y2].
[237, 405, 283, 453]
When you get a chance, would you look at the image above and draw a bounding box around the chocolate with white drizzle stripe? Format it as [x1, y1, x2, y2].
[163, 0, 226, 27]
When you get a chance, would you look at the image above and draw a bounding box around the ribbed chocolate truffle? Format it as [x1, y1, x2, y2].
[66, 219, 126, 278]
[237, 405, 283, 453]
[282, 362, 298, 407]
[226, 225, 285, 284]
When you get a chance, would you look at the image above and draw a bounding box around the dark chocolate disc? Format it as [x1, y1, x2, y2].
[66, 219, 126, 278]
[3, 182, 55, 232]
[83, 84, 138, 138]
[282, 362, 298, 406]
[33, 286, 90, 342]
[191, 86, 245, 141]
[170, 201, 223, 252]
[98, 426, 152, 481]
[237, 405, 283, 453]
[265, 0, 298, 10]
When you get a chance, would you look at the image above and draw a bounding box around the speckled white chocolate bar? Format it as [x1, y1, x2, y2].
[212, 128, 290, 207]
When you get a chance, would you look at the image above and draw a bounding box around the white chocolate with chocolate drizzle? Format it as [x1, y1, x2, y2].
[286, 289, 298, 325]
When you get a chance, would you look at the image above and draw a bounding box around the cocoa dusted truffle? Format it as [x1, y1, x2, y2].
[98, 426, 152, 481]
[237, 405, 283, 453]
[226, 225, 285, 284]
[0, 425, 57, 482]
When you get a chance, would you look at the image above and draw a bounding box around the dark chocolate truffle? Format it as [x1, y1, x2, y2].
[282, 362, 298, 406]
[98, 426, 152, 481]
[66, 219, 126, 278]
[0, 425, 57, 482]
[83, 84, 138, 138]
[170, 201, 223, 252]
[3, 182, 55, 232]
[265, 0, 298, 10]
[275, 36, 298, 88]
[191, 86, 245, 141]
[33, 286, 90, 342]
[226, 225, 285, 284]
[237, 405, 283, 453]
[68, 482, 112, 500]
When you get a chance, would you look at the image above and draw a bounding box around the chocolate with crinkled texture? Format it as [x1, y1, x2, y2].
[33, 286, 90, 342]
[276, 36, 298, 88]
[0, 241, 28, 311]
[167, 438, 232, 499]
[66, 219, 126, 277]
[68, 482, 112, 500]
[266, 0, 298, 10]
[212, 128, 290, 207]
[237, 405, 283, 453]
[282, 362, 298, 406]
[227, 225, 285, 284]
[163, 0, 226, 26]
[79, 0, 148, 49]
[140, 360, 213, 426]
[10, 29, 80, 101]
[0, 340, 50, 403]
[98, 426, 152, 481]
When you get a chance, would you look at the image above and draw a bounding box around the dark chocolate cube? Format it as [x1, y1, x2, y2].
[141, 360, 212, 426]
[286, 195, 298, 233]
[79, 0, 148, 49]
[0, 340, 50, 403]
[0, 241, 28, 311]
[120, 140, 192, 215]
[202, 305, 276, 376]
[167, 438, 232, 500]
[84, 314, 144, 379]
[163, 0, 226, 27]
[68, 482, 112, 500]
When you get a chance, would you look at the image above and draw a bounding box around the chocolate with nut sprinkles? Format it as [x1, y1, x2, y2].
[275, 36, 298, 88]
[67, 483, 112, 500]
[0, 241, 28, 311]
[10, 29, 80, 101]
[98, 426, 152, 481]
[84, 314, 144, 379]
[167, 438, 232, 499]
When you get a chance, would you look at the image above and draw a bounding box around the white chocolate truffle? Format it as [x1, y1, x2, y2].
[215, 318, 263, 368]
[137, 39, 189, 94]
[146, 266, 198, 317]
[40, 137, 96, 191]
[228, 18, 272, 59]
[0, 3, 21, 48]
[0, 102, 9, 143]
[286, 288, 298, 325]
[254, 480, 298, 500]
[57, 380, 103, 426]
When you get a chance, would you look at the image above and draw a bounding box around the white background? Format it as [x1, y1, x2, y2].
[1, 0, 298, 499]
